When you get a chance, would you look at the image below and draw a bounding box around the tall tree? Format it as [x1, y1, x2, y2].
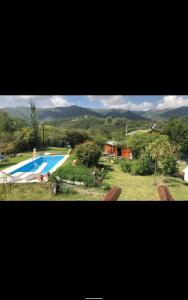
[41, 122, 47, 145]
[163, 117, 188, 155]
[29, 99, 39, 147]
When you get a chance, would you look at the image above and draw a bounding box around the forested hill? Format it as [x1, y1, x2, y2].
[1, 105, 148, 121]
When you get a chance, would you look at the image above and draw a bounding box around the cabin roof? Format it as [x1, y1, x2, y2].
[105, 141, 118, 146]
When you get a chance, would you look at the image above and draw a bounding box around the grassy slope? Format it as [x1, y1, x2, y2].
[1, 151, 188, 201]
[102, 159, 188, 201]
[7, 182, 104, 201]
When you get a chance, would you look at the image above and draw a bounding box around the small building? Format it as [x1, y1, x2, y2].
[104, 141, 133, 159]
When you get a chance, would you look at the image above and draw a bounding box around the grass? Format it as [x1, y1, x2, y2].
[1, 151, 188, 201]
[2, 182, 104, 201]
[102, 158, 188, 201]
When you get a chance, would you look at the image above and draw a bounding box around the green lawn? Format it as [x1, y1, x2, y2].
[1, 152, 188, 201]
[102, 159, 188, 201]
[4, 182, 104, 201]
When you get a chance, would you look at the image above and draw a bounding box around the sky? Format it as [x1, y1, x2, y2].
[0, 95, 188, 111]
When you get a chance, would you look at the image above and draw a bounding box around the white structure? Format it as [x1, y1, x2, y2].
[183, 166, 188, 183]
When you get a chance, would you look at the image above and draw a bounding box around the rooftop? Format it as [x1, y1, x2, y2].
[105, 141, 118, 146]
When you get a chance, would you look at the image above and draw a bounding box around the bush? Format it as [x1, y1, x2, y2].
[102, 182, 111, 191]
[127, 132, 163, 158]
[55, 164, 91, 183]
[76, 142, 102, 167]
[62, 129, 89, 148]
[113, 157, 120, 164]
[54, 163, 105, 187]
[121, 159, 132, 173]
[131, 155, 153, 175]
[157, 155, 178, 175]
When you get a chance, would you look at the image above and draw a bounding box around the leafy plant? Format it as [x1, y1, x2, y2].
[131, 154, 153, 175]
[76, 142, 102, 167]
[102, 182, 111, 191]
[121, 159, 132, 173]
[61, 129, 89, 148]
[113, 157, 121, 164]
[157, 155, 178, 175]
[29, 99, 40, 147]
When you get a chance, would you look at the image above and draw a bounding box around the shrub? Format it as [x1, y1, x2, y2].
[54, 163, 104, 187]
[76, 142, 102, 167]
[157, 155, 178, 175]
[61, 129, 89, 148]
[55, 164, 92, 183]
[102, 182, 111, 191]
[128, 132, 163, 158]
[121, 159, 132, 173]
[113, 157, 120, 164]
[131, 155, 153, 175]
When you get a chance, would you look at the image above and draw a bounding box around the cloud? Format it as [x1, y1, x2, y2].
[0, 96, 71, 108]
[88, 95, 153, 111]
[111, 101, 153, 111]
[88, 95, 124, 107]
[50, 96, 70, 107]
[157, 95, 188, 110]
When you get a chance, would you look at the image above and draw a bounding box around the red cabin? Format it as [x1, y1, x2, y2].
[104, 141, 133, 159]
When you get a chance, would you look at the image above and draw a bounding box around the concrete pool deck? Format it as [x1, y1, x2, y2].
[0, 155, 69, 183]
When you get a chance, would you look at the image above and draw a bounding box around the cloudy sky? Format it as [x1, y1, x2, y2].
[0, 95, 188, 111]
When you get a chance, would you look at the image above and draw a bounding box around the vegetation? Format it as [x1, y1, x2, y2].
[102, 159, 188, 201]
[0, 181, 11, 200]
[131, 154, 153, 175]
[75, 142, 102, 167]
[127, 132, 162, 158]
[29, 99, 40, 147]
[1, 107, 188, 201]
[158, 154, 178, 176]
[1, 156, 188, 201]
[54, 154, 106, 187]
[61, 129, 89, 148]
[162, 117, 188, 155]
[121, 159, 132, 173]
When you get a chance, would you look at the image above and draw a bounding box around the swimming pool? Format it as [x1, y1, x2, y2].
[9, 155, 67, 175]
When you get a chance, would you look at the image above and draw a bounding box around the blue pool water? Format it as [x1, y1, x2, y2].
[10, 155, 64, 175]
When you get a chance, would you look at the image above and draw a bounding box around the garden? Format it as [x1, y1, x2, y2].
[1, 100, 188, 201]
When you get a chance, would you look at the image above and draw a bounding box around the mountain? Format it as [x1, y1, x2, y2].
[1, 105, 148, 121]
[2, 107, 32, 120]
[135, 106, 188, 120]
[105, 109, 147, 120]
[135, 109, 173, 120]
[3, 105, 188, 122]
[136, 107, 188, 119]
[160, 106, 188, 118]
[38, 105, 102, 120]
[93, 108, 147, 120]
